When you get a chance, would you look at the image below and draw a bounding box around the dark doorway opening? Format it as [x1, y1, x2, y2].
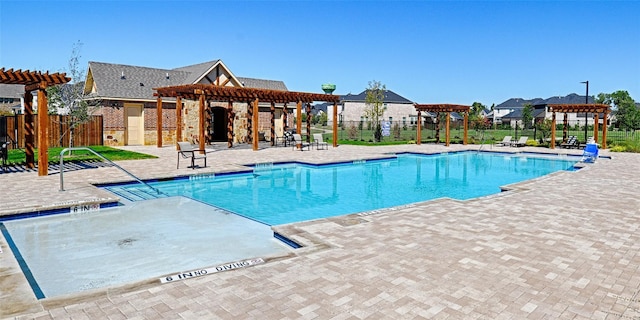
[209, 107, 227, 142]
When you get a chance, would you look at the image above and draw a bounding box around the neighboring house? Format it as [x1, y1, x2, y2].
[496, 93, 596, 127]
[0, 84, 24, 115]
[84, 60, 291, 146]
[328, 89, 416, 127]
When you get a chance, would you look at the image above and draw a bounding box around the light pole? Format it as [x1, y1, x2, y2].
[581, 81, 589, 142]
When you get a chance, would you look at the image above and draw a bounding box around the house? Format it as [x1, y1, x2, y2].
[0, 84, 24, 115]
[496, 94, 596, 127]
[84, 60, 292, 146]
[328, 89, 416, 127]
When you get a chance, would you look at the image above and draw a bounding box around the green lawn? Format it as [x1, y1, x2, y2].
[4, 146, 157, 165]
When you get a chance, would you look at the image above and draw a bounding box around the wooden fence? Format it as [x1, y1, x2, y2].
[0, 115, 103, 149]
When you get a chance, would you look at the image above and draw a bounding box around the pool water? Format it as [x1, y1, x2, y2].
[111, 152, 578, 225]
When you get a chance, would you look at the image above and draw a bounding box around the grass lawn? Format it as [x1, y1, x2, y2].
[4, 146, 157, 165]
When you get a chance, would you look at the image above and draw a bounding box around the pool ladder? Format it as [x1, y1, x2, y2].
[58, 147, 164, 195]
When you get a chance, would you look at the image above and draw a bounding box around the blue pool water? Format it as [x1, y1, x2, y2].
[107, 152, 578, 226]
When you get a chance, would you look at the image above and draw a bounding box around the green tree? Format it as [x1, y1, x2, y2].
[596, 90, 639, 130]
[364, 80, 386, 142]
[319, 112, 328, 126]
[521, 104, 534, 129]
[47, 41, 101, 148]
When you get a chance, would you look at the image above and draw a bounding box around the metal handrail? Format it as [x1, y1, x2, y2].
[59, 147, 163, 195]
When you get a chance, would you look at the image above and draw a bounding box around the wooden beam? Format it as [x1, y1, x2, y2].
[306, 103, 311, 143]
[296, 101, 302, 135]
[227, 100, 234, 148]
[270, 102, 275, 147]
[602, 112, 608, 149]
[252, 98, 259, 151]
[176, 96, 182, 149]
[156, 97, 163, 148]
[593, 113, 599, 143]
[550, 112, 556, 149]
[24, 90, 34, 169]
[417, 111, 422, 145]
[199, 94, 205, 154]
[37, 83, 48, 176]
[445, 112, 450, 147]
[332, 102, 338, 147]
[463, 111, 468, 145]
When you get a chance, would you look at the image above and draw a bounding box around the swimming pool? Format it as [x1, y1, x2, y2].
[107, 152, 579, 225]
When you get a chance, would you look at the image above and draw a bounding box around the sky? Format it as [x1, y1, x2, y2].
[1, 0, 638, 106]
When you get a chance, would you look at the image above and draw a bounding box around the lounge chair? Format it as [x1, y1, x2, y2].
[511, 136, 528, 147]
[292, 134, 310, 151]
[495, 136, 512, 147]
[313, 133, 328, 150]
[177, 142, 208, 169]
[560, 135, 578, 149]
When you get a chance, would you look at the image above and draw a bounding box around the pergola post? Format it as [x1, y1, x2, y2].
[296, 101, 302, 135]
[550, 112, 556, 149]
[416, 110, 422, 145]
[227, 100, 233, 148]
[602, 112, 608, 149]
[24, 90, 34, 168]
[332, 102, 338, 147]
[593, 113, 599, 143]
[306, 103, 311, 143]
[37, 82, 48, 176]
[270, 102, 275, 146]
[445, 112, 450, 147]
[198, 93, 205, 153]
[463, 111, 468, 145]
[252, 98, 259, 151]
[156, 96, 163, 148]
[247, 101, 252, 144]
[435, 113, 440, 143]
[176, 96, 182, 148]
[283, 104, 288, 132]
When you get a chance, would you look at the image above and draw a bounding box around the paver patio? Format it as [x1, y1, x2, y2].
[1, 143, 639, 319]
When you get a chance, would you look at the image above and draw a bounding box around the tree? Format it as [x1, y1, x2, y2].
[47, 41, 101, 148]
[521, 104, 534, 129]
[363, 80, 386, 142]
[596, 90, 639, 131]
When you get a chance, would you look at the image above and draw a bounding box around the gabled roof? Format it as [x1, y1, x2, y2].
[496, 94, 594, 110]
[340, 90, 413, 104]
[237, 77, 287, 91]
[87, 60, 287, 101]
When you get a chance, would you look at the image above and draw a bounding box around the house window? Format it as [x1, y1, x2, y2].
[402, 117, 406, 126]
[388, 116, 393, 122]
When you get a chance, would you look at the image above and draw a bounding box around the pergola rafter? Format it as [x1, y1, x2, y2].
[154, 84, 340, 151]
[414, 104, 471, 146]
[0, 68, 71, 176]
[543, 103, 611, 149]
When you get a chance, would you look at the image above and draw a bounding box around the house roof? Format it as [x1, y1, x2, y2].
[87, 60, 287, 101]
[340, 90, 413, 104]
[496, 94, 594, 110]
[0, 84, 23, 98]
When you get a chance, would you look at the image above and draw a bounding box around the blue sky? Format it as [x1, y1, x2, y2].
[1, 0, 638, 106]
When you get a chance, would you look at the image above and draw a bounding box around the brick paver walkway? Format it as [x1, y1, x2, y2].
[1, 143, 639, 319]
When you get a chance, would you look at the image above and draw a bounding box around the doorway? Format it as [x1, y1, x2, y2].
[125, 104, 144, 145]
[209, 107, 227, 142]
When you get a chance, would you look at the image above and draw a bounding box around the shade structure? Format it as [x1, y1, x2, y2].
[414, 104, 471, 146]
[154, 84, 341, 150]
[0, 68, 71, 175]
[544, 104, 611, 149]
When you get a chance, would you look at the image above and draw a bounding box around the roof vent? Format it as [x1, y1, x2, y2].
[120, 71, 125, 80]
[166, 72, 169, 80]
[139, 83, 144, 87]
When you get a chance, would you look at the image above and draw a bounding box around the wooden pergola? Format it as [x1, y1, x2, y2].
[154, 84, 341, 151]
[545, 103, 611, 149]
[414, 104, 471, 146]
[0, 68, 71, 176]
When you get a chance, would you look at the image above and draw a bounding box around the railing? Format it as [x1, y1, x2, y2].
[59, 147, 163, 195]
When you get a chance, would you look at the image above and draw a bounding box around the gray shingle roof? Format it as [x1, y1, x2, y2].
[340, 90, 413, 104]
[0, 84, 24, 98]
[88, 60, 288, 100]
[237, 77, 287, 91]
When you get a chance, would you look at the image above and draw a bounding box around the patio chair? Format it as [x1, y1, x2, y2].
[495, 136, 512, 147]
[177, 142, 208, 169]
[313, 133, 328, 150]
[292, 134, 310, 151]
[560, 135, 578, 149]
[511, 136, 528, 147]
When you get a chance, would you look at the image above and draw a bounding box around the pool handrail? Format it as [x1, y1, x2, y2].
[59, 147, 163, 195]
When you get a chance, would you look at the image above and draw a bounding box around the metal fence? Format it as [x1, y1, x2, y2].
[319, 120, 639, 145]
[0, 115, 103, 150]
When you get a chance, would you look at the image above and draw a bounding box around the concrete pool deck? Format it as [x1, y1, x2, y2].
[1, 143, 639, 319]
